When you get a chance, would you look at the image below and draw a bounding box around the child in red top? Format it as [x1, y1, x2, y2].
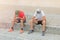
[18, 11, 25, 18]
[9, 10, 26, 33]
[18, 11, 26, 21]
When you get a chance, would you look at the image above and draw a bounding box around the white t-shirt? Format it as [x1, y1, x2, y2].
[34, 10, 45, 20]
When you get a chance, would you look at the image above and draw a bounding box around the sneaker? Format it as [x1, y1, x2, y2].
[20, 30, 24, 34]
[8, 27, 14, 32]
[42, 31, 45, 36]
[8, 28, 13, 32]
[28, 30, 34, 34]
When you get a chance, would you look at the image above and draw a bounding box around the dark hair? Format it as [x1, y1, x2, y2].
[37, 11, 41, 14]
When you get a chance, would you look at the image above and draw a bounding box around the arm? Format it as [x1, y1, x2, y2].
[32, 16, 36, 19]
[32, 11, 37, 19]
[41, 10, 46, 21]
[42, 16, 46, 21]
[13, 13, 16, 20]
[20, 16, 26, 20]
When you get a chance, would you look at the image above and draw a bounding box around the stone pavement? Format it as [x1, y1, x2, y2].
[0, 28, 60, 40]
[0, 13, 60, 40]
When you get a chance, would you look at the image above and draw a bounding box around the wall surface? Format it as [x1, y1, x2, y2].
[0, 0, 60, 28]
[0, 0, 60, 7]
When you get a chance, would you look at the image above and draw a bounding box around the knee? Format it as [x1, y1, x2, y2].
[42, 20, 46, 24]
[11, 18, 16, 22]
[20, 20, 24, 23]
[11, 20, 15, 23]
[29, 19, 34, 23]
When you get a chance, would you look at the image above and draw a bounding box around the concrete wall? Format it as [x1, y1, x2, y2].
[0, 0, 60, 7]
[0, 0, 60, 28]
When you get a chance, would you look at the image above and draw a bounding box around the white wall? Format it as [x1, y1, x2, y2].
[0, 0, 60, 7]
[0, 0, 60, 23]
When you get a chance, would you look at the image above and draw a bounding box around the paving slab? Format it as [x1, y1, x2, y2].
[0, 29, 60, 40]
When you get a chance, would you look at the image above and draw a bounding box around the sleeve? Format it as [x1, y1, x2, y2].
[41, 10, 45, 16]
[33, 11, 37, 17]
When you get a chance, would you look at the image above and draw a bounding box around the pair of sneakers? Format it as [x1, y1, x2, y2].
[8, 28, 34, 34]
[28, 30, 45, 36]
[8, 28, 24, 33]
[8, 28, 45, 36]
